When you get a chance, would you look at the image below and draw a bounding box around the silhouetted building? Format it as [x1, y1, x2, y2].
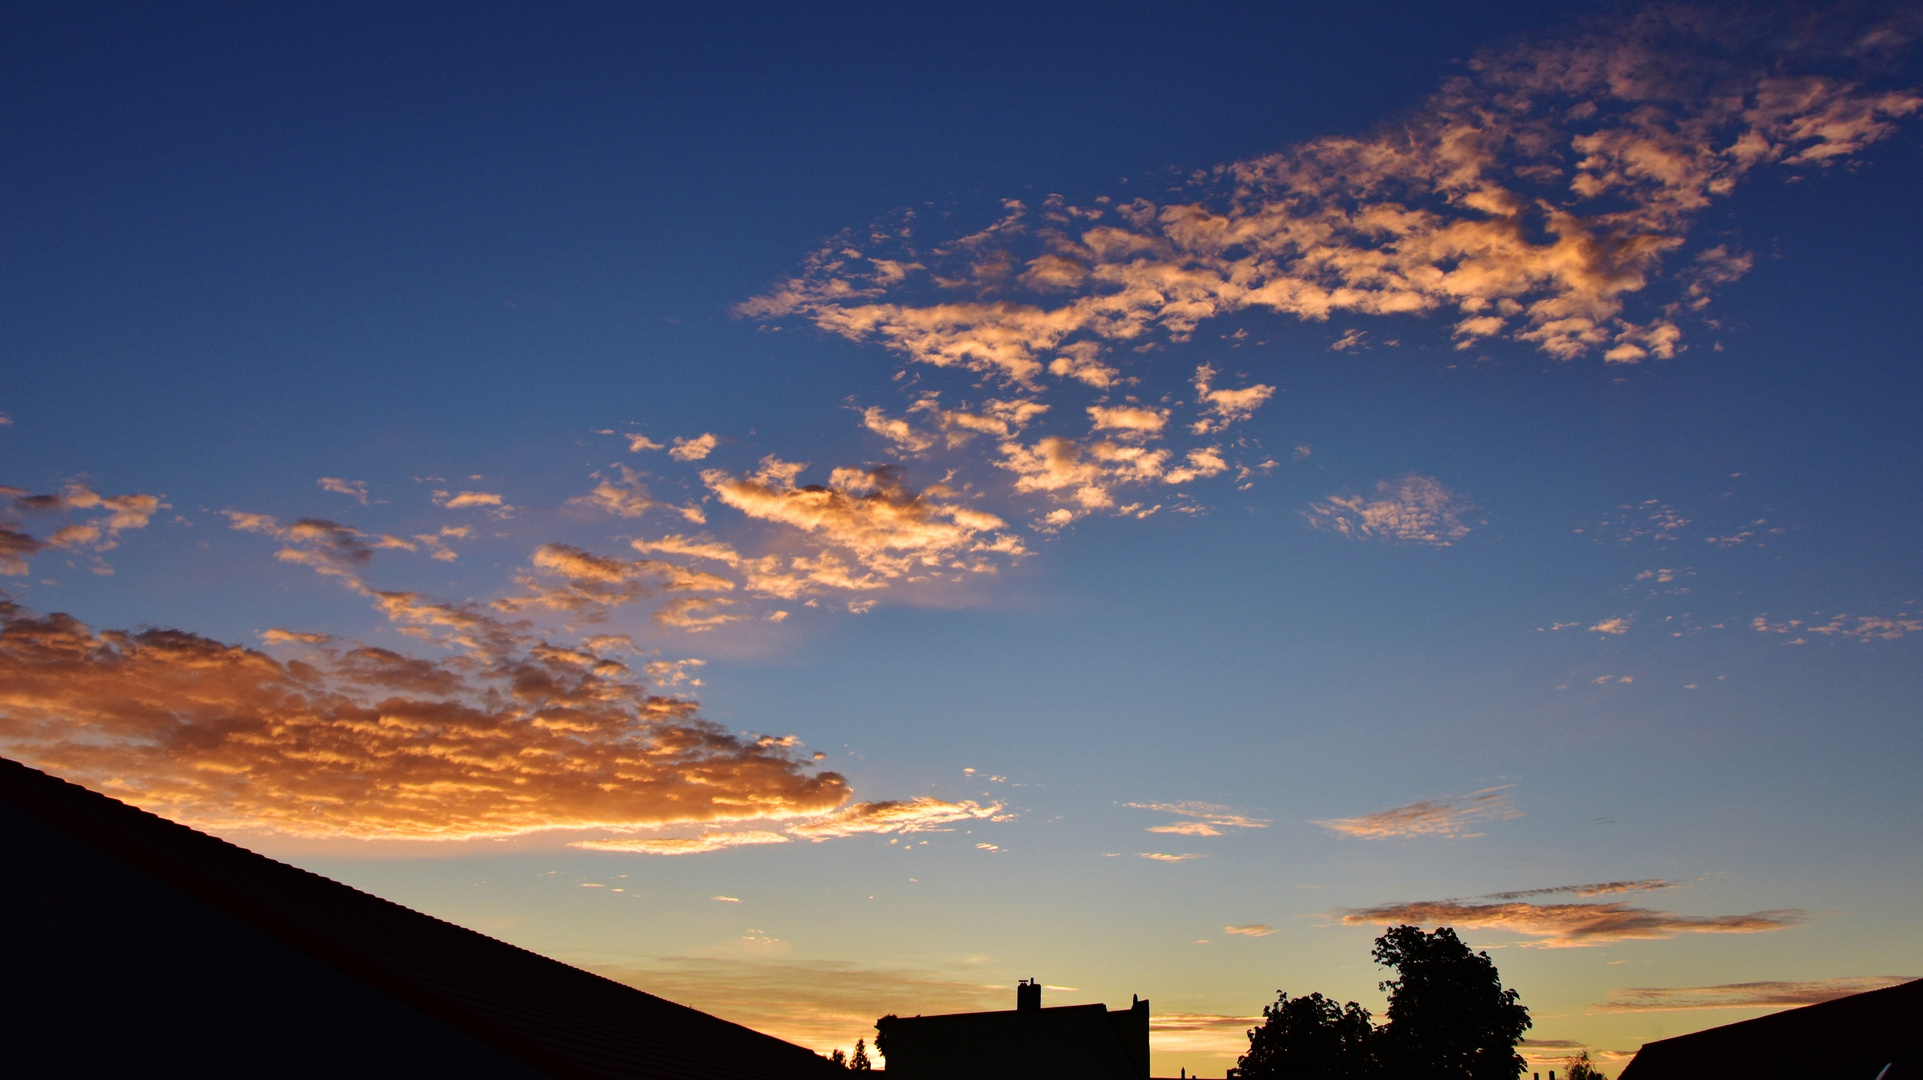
[1617, 977, 1921, 1080]
[877, 980, 1151, 1079]
[0, 755, 844, 1078]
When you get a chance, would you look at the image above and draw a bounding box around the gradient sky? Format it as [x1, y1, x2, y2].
[4, 2, 1922, 1074]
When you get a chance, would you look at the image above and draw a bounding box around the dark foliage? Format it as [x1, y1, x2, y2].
[1373, 926, 1531, 1080]
[1561, 1050, 1607, 1080]
[1232, 926, 1532, 1080]
[1235, 991, 1376, 1079]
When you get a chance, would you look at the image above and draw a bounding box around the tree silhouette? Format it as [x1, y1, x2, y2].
[1561, 1050, 1607, 1080]
[850, 1038, 872, 1071]
[1234, 991, 1375, 1079]
[1372, 925, 1530, 1080]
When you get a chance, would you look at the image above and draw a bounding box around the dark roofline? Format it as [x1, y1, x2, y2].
[1631, 977, 1922, 1047]
[891, 1002, 1117, 1022]
[1617, 977, 1923, 1080]
[0, 755, 841, 1080]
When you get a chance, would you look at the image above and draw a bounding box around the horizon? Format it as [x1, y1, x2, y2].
[3, 2, 1921, 1074]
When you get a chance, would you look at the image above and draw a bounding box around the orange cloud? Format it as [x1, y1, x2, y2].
[225, 511, 418, 579]
[1224, 924, 1278, 937]
[861, 406, 936, 452]
[786, 797, 1002, 839]
[317, 477, 369, 504]
[1190, 365, 1275, 435]
[0, 528, 45, 575]
[1315, 786, 1519, 839]
[1805, 611, 1923, 641]
[670, 433, 720, 462]
[1599, 976, 1917, 1011]
[571, 464, 706, 523]
[745, 14, 1919, 374]
[1, 483, 167, 572]
[0, 597, 850, 840]
[1339, 897, 1805, 947]
[435, 490, 508, 511]
[1304, 475, 1476, 546]
[702, 459, 1023, 586]
[573, 831, 792, 855]
[493, 543, 734, 614]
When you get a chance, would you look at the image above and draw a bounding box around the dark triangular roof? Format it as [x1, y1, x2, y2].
[0, 754, 844, 1080]
[1617, 977, 1922, 1080]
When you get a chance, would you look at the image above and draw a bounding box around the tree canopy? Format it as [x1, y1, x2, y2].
[1233, 925, 1535, 1080]
[1236, 992, 1375, 1080]
[1372, 926, 1531, 1080]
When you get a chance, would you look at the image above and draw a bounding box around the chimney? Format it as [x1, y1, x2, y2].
[1017, 978, 1041, 1011]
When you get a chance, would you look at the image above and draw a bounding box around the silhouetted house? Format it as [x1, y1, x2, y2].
[1617, 977, 1921, 1080]
[0, 755, 844, 1078]
[876, 978, 1151, 1079]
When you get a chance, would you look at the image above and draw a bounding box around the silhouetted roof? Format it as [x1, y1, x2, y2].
[878, 999, 1151, 1079]
[0, 754, 843, 1080]
[1617, 977, 1922, 1080]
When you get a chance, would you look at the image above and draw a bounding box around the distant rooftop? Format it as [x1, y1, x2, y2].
[877, 979, 1150, 1079]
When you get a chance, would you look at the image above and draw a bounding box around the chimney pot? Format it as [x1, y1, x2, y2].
[1017, 979, 1041, 1011]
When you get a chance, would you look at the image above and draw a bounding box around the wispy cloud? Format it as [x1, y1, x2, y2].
[225, 512, 417, 579]
[492, 542, 733, 614]
[317, 477, 370, 504]
[573, 831, 792, 855]
[1224, 924, 1278, 937]
[1127, 800, 1270, 836]
[1315, 787, 1519, 839]
[1339, 896, 1806, 947]
[1599, 976, 1917, 1011]
[787, 797, 1003, 839]
[570, 465, 704, 522]
[1481, 880, 1674, 900]
[1304, 475, 1476, 546]
[1141, 852, 1206, 862]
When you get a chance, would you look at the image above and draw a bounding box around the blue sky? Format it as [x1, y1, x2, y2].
[4, 2, 1921, 1073]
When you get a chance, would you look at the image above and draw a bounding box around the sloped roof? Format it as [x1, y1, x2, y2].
[0, 754, 844, 1080]
[1617, 977, 1921, 1080]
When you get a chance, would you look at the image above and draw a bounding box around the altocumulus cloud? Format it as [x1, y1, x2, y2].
[1303, 475, 1477, 546]
[0, 595, 849, 840]
[747, 7, 1920, 369]
[717, 3, 1919, 547]
[2, 483, 167, 574]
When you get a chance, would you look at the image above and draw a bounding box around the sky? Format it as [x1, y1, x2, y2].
[3, 1, 1922, 1073]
